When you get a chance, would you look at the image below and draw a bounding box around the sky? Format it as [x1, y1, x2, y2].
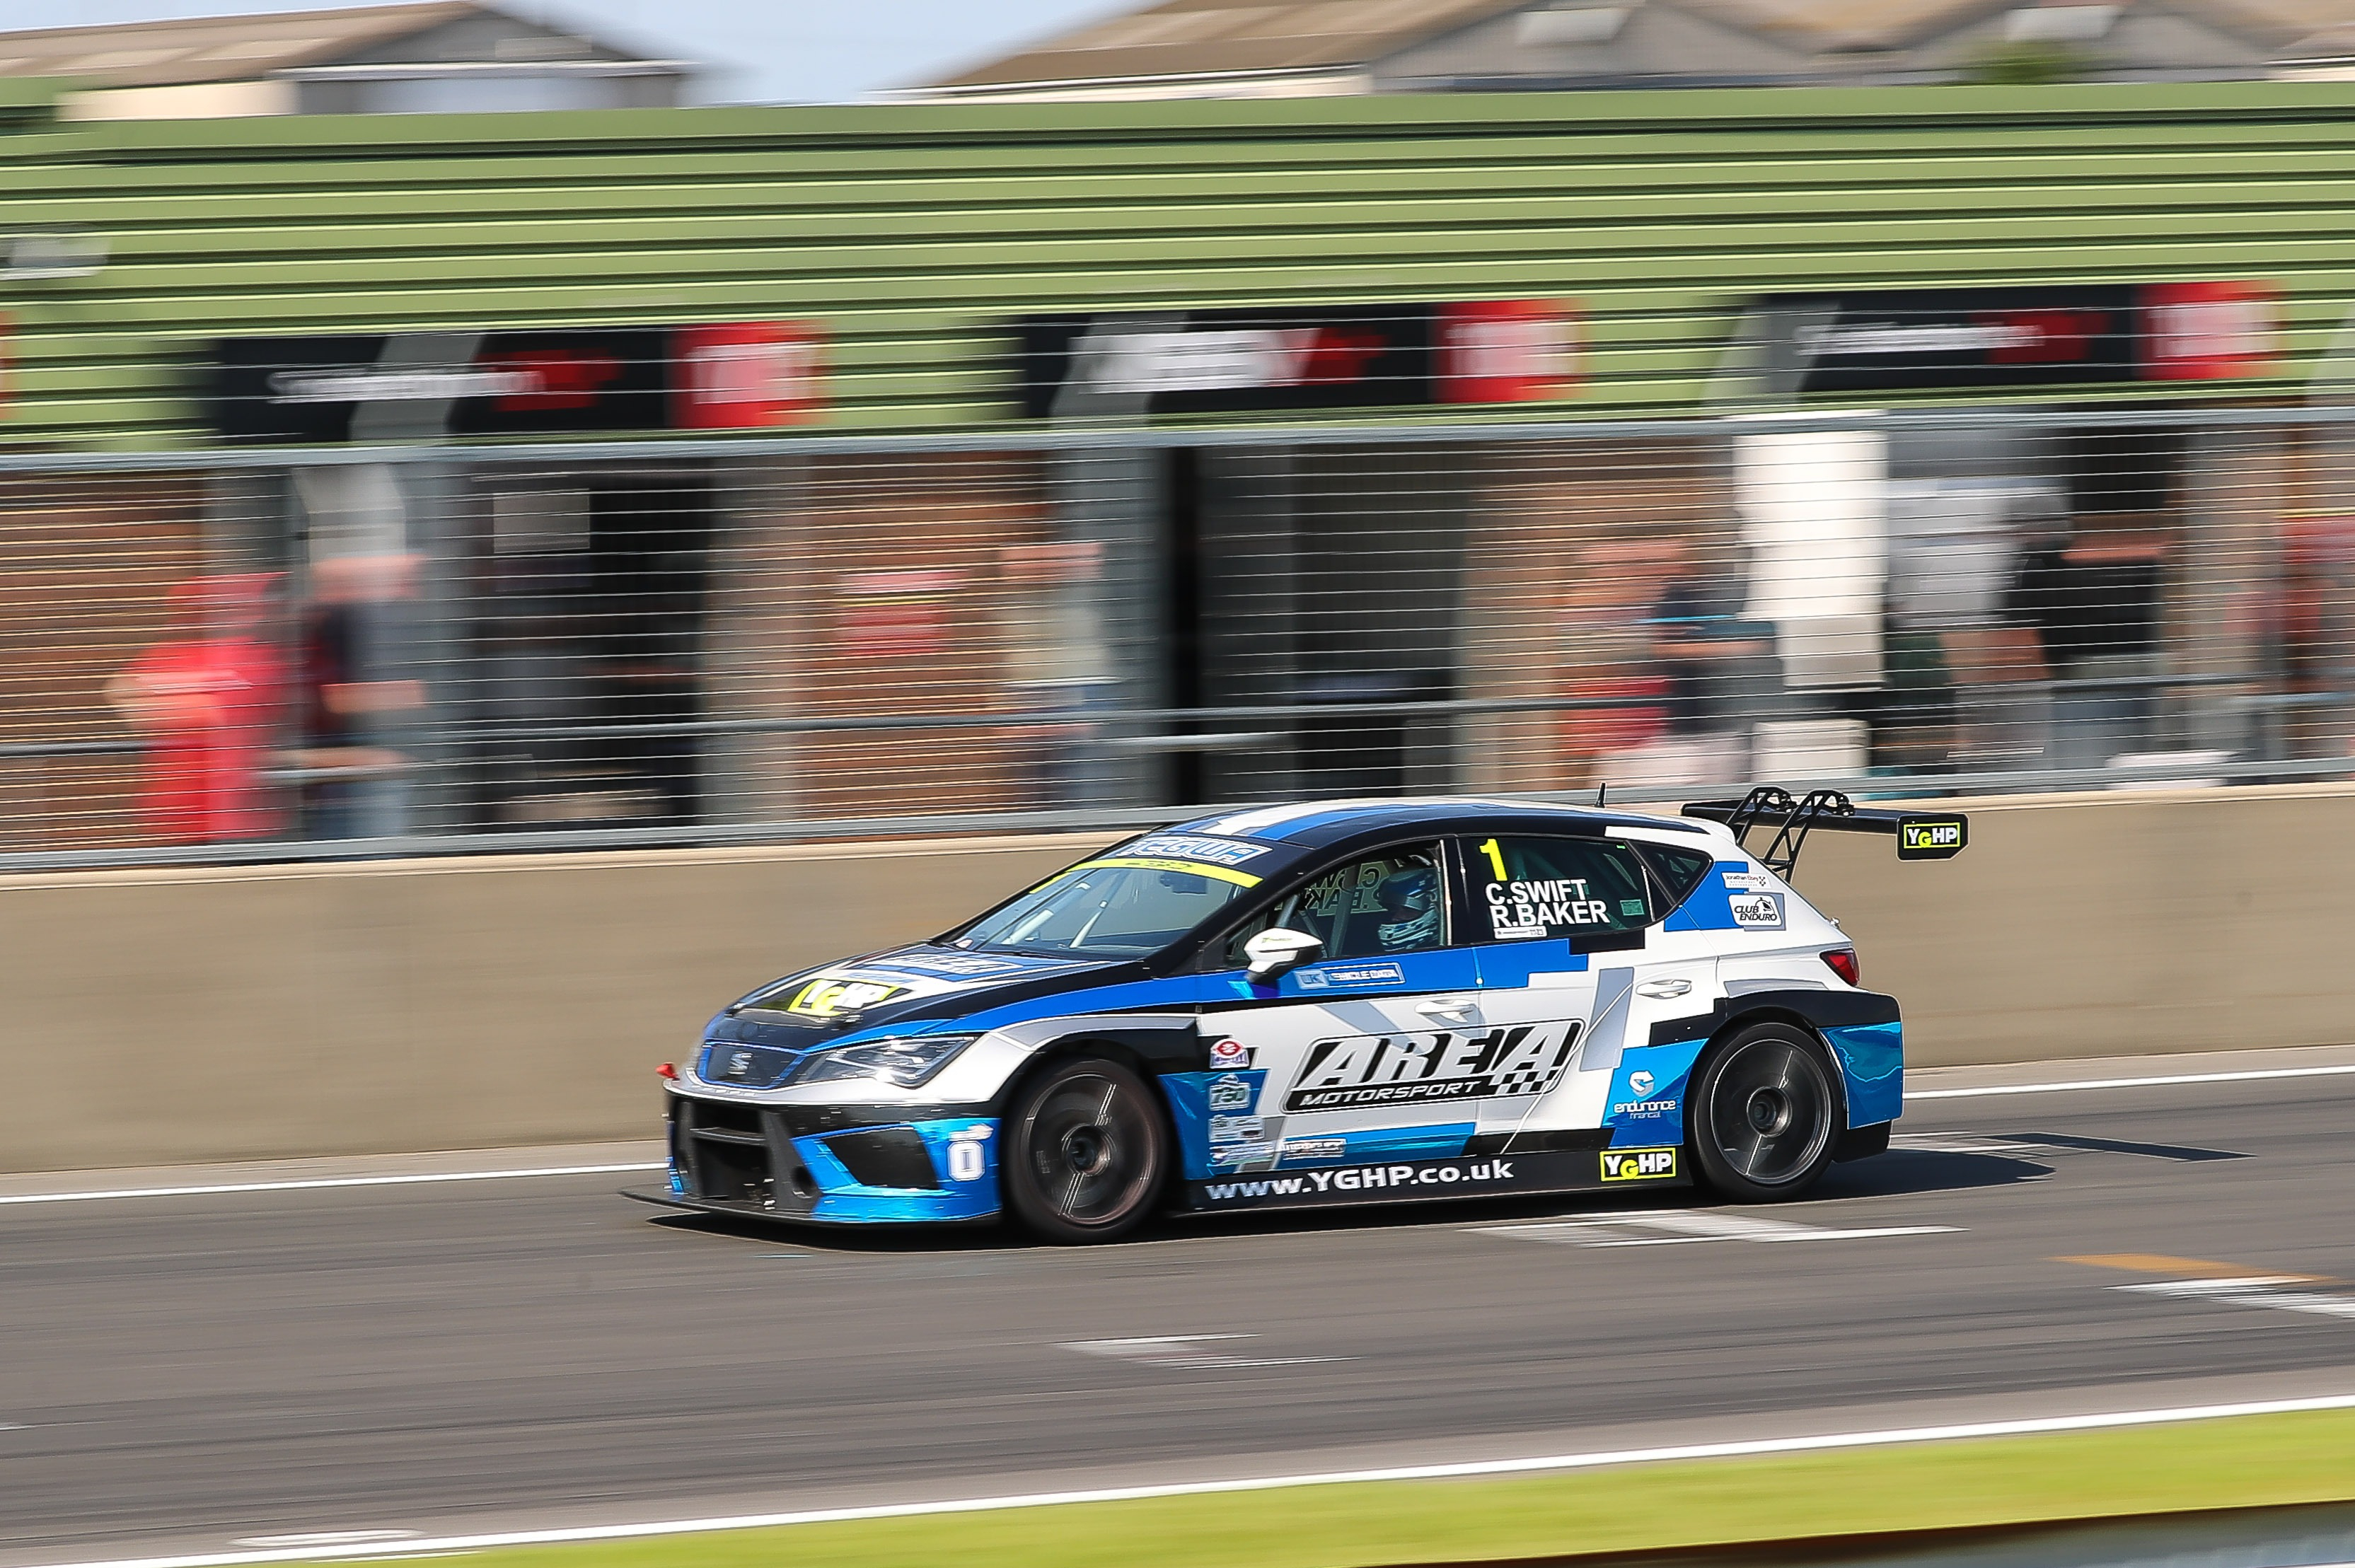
[26, 0, 1138, 102]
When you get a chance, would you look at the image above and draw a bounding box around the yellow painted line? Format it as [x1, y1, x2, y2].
[1076, 856, 1263, 888]
[2054, 1253, 2329, 1282]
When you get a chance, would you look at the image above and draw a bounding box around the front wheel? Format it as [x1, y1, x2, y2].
[1002, 1057, 1168, 1243]
[1688, 1023, 1843, 1201]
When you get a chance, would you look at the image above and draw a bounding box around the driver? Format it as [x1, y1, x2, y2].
[1372, 863, 1442, 952]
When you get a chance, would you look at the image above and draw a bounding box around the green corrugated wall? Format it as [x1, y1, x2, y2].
[5, 81, 2355, 448]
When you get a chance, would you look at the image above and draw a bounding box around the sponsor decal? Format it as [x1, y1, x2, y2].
[1484, 876, 1612, 940]
[1283, 1023, 1580, 1113]
[1754, 282, 2276, 396]
[1208, 1037, 1254, 1069]
[1207, 1072, 1261, 1113]
[859, 951, 1034, 979]
[1611, 1098, 1679, 1120]
[1601, 1147, 1678, 1182]
[1898, 818, 1967, 859]
[209, 323, 823, 442]
[1316, 961, 1406, 987]
[782, 977, 909, 1019]
[1720, 869, 1777, 892]
[1208, 1115, 1265, 1144]
[1124, 833, 1271, 867]
[1278, 1137, 1349, 1163]
[1729, 892, 1786, 931]
[1628, 1070, 1657, 1096]
[945, 1123, 992, 1183]
[1296, 969, 1330, 989]
[1009, 300, 1580, 418]
[1200, 1156, 1526, 1204]
[1210, 1141, 1277, 1166]
[2141, 281, 2281, 381]
[1075, 855, 1262, 888]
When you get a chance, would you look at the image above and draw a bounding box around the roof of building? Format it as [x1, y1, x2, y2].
[927, 0, 1537, 89]
[0, 3, 516, 89]
[1771, 0, 2355, 52]
[922, 0, 2355, 90]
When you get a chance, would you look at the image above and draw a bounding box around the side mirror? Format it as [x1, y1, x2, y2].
[1244, 927, 1324, 985]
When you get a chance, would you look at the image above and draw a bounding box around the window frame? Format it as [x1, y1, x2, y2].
[1192, 837, 1466, 972]
[1454, 832, 1666, 948]
[1627, 837, 1720, 915]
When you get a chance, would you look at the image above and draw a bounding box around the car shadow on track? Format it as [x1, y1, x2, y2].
[635, 1146, 2049, 1255]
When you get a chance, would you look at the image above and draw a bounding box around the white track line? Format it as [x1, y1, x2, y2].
[36, 1391, 2355, 1568]
[1907, 1062, 2355, 1100]
[0, 1164, 663, 1207]
[5, 1061, 2344, 1210]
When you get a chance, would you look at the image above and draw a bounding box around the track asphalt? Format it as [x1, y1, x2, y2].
[4, 1047, 2353, 1567]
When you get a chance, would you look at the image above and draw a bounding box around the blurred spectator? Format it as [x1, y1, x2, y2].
[294, 552, 427, 840]
[1641, 559, 1780, 781]
[2002, 524, 2166, 770]
[1000, 540, 1113, 808]
[105, 573, 286, 845]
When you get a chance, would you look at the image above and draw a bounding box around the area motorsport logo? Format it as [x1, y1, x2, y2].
[1283, 1023, 1579, 1112]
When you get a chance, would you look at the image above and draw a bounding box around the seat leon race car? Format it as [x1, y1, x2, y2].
[630, 791, 1965, 1242]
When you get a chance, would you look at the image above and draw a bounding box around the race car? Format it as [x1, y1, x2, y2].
[629, 789, 1966, 1243]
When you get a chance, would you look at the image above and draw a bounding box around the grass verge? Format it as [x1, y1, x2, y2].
[386, 1408, 2355, 1568]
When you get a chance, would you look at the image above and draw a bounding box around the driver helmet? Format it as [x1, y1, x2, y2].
[1374, 865, 1441, 951]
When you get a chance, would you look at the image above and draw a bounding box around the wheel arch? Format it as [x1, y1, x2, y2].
[1690, 1006, 1852, 1132]
[987, 1018, 1196, 1161]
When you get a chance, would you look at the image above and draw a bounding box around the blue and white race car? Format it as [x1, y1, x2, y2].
[631, 789, 1966, 1242]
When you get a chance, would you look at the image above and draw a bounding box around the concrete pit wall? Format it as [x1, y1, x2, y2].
[1, 784, 2347, 1173]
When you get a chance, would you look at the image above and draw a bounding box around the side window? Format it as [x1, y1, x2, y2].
[1633, 842, 1718, 910]
[1466, 836, 1653, 941]
[1221, 845, 1449, 965]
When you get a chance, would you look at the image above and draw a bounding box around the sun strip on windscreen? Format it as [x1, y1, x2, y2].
[1072, 856, 1263, 888]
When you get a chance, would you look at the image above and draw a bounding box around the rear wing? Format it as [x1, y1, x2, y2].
[1680, 787, 1967, 879]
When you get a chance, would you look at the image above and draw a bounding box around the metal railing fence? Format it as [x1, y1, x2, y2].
[6, 405, 2354, 871]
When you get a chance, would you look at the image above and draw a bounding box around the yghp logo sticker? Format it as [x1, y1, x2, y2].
[780, 977, 909, 1018]
[1600, 1147, 1677, 1182]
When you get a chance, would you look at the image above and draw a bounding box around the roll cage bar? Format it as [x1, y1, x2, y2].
[1680, 787, 1968, 880]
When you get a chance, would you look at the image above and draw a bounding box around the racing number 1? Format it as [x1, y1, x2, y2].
[1478, 837, 1508, 882]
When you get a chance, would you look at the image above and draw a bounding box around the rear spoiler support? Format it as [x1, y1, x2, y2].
[1680, 787, 1967, 879]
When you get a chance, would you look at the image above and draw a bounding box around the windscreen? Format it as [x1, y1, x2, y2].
[951, 859, 1254, 958]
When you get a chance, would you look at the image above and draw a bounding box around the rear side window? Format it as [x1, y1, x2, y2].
[1466, 836, 1652, 941]
[1633, 842, 1719, 910]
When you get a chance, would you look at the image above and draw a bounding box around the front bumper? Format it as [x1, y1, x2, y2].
[654, 1093, 1002, 1225]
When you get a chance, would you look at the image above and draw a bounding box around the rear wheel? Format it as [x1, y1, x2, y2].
[1689, 1023, 1843, 1201]
[1002, 1057, 1168, 1243]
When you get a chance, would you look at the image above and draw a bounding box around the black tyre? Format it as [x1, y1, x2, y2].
[1002, 1056, 1168, 1243]
[1688, 1023, 1844, 1201]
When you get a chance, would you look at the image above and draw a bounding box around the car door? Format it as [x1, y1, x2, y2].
[1190, 842, 1502, 1175]
[1458, 832, 1664, 1149]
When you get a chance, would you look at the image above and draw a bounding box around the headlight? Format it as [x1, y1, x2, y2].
[792, 1033, 980, 1090]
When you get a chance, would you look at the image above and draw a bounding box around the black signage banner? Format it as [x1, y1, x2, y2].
[1757, 281, 2276, 396]
[207, 324, 823, 442]
[1009, 301, 1578, 418]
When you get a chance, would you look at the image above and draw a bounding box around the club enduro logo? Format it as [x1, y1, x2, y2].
[1283, 1023, 1580, 1112]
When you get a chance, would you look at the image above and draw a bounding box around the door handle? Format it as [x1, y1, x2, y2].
[1635, 978, 1693, 999]
[1416, 996, 1479, 1021]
